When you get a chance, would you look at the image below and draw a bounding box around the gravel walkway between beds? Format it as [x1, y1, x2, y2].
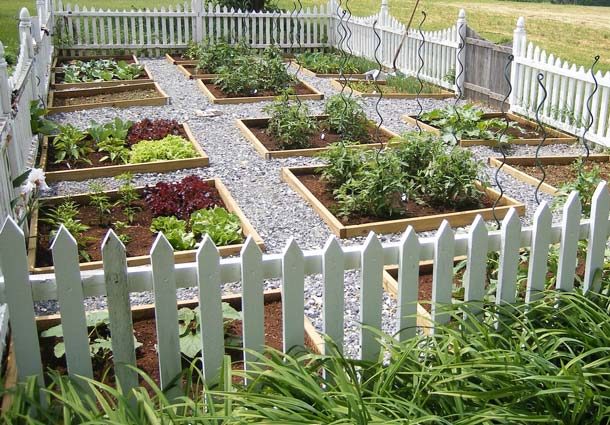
[35, 58, 590, 358]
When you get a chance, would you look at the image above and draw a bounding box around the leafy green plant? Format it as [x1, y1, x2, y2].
[193, 38, 249, 73]
[190, 206, 243, 246]
[62, 59, 144, 83]
[97, 137, 130, 164]
[318, 141, 364, 187]
[347, 75, 443, 95]
[554, 159, 603, 216]
[52, 124, 92, 165]
[42, 200, 92, 261]
[263, 93, 318, 149]
[29, 100, 57, 135]
[41, 311, 141, 359]
[88, 183, 114, 226]
[419, 104, 525, 145]
[128, 135, 198, 163]
[295, 52, 377, 74]
[150, 215, 196, 251]
[323, 94, 370, 142]
[178, 303, 241, 358]
[116, 173, 140, 224]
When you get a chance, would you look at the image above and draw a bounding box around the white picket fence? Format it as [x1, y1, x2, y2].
[510, 17, 610, 147]
[0, 3, 54, 224]
[1, 184, 609, 391]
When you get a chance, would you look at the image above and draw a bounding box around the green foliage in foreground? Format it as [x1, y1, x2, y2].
[4, 288, 610, 423]
[128, 135, 198, 163]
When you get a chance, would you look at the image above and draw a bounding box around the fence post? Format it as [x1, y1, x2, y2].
[455, 9, 466, 95]
[19, 8, 35, 60]
[191, 0, 203, 43]
[37, 0, 46, 31]
[378, 0, 388, 67]
[510, 16, 526, 110]
[0, 43, 11, 115]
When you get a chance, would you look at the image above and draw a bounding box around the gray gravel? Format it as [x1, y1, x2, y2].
[35, 58, 590, 358]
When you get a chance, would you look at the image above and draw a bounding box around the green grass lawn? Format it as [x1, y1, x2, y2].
[1, 0, 608, 72]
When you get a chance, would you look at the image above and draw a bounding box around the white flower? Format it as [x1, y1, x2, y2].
[21, 181, 36, 194]
[26, 168, 49, 191]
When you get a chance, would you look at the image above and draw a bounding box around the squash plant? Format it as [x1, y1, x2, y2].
[61, 59, 144, 83]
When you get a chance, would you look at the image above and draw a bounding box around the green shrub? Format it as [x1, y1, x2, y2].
[129, 135, 197, 163]
[318, 141, 364, 187]
[193, 38, 249, 73]
[263, 94, 318, 149]
[324, 94, 370, 142]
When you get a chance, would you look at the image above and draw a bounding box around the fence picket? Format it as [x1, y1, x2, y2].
[150, 233, 182, 397]
[497, 209, 521, 305]
[396, 227, 420, 341]
[241, 236, 264, 372]
[281, 238, 305, 353]
[432, 221, 454, 327]
[464, 215, 488, 309]
[556, 192, 581, 292]
[585, 182, 610, 292]
[323, 236, 344, 355]
[101, 230, 137, 394]
[360, 232, 383, 362]
[526, 202, 552, 303]
[0, 218, 43, 384]
[51, 226, 94, 386]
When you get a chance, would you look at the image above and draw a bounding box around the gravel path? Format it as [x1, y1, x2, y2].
[36, 58, 590, 357]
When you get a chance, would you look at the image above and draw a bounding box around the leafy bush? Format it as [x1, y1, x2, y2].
[62, 59, 144, 83]
[97, 137, 130, 164]
[419, 104, 525, 145]
[319, 141, 364, 187]
[263, 94, 318, 149]
[554, 159, 603, 216]
[129, 135, 198, 163]
[214, 47, 295, 96]
[126, 118, 187, 145]
[145, 175, 221, 219]
[324, 94, 370, 142]
[190, 206, 243, 246]
[87, 118, 132, 144]
[193, 38, 249, 73]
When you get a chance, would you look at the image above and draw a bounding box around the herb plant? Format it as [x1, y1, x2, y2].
[263, 94, 318, 149]
[323, 94, 370, 142]
[88, 183, 114, 226]
[97, 137, 130, 164]
[128, 135, 198, 163]
[42, 200, 92, 261]
[347, 75, 443, 94]
[116, 173, 141, 224]
[554, 159, 604, 216]
[52, 124, 92, 165]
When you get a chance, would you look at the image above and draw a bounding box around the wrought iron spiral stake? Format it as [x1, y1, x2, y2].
[336, 0, 355, 149]
[449, 20, 466, 151]
[533, 73, 548, 205]
[414, 11, 427, 135]
[491, 54, 514, 229]
[372, 19, 384, 162]
[578, 54, 600, 177]
[289, 0, 305, 110]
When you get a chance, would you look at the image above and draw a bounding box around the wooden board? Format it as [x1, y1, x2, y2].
[236, 115, 400, 159]
[40, 123, 209, 182]
[196, 78, 324, 104]
[48, 82, 169, 113]
[282, 166, 525, 238]
[402, 112, 577, 146]
[176, 64, 217, 79]
[27, 179, 264, 273]
[488, 154, 610, 196]
[51, 54, 139, 72]
[164, 53, 197, 65]
[50, 65, 154, 90]
[0, 341, 17, 415]
[331, 79, 455, 99]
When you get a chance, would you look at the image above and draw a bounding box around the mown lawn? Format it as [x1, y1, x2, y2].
[1, 0, 608, 72]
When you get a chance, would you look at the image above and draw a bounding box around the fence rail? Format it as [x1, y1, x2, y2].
[1, 184, 609, 389]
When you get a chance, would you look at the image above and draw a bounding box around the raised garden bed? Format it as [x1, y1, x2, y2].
[27, 178, 264, 273]
[293, 52, 377, 78]
[296, 64, 366, 79]
[402, 112, 577, 147]
[236, 115, 399, 159]
[50, 65, 153, 89]
[196, 78, 323, 104]
[331, 79, 454, 99]
[48, 82, 169, 113]
[488, 154, 610, 196]
[164, 53, 197, 65]
[39, 122, 209, 182]
[282, 165, 525, 238]
[0, 289, 322, 409]
[176, 64, 216, 79]
[51, 54, 139, 71]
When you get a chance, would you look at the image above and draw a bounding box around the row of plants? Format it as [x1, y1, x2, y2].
[263, 93, 373, 150]
[59, 59, 145, 83]
[318, 132, 485, 219]
[5, 287, 610, 423]
[345, 74, 446, 95]
[295, 51, 378, 74]
[36, 174, 244, 266]
[46, 118, 198, 169]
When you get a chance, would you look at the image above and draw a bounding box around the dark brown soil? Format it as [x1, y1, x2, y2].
[34, 187, 230, 267]
[248, 120, 394, 151]
[511, 160, 610, 189]
[204, 81, 315, 99]
[44, 125, 189, 171]
[297, 173, 492, 225]
[54, 89, 162, 106]
[39, 300, 317, 389]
